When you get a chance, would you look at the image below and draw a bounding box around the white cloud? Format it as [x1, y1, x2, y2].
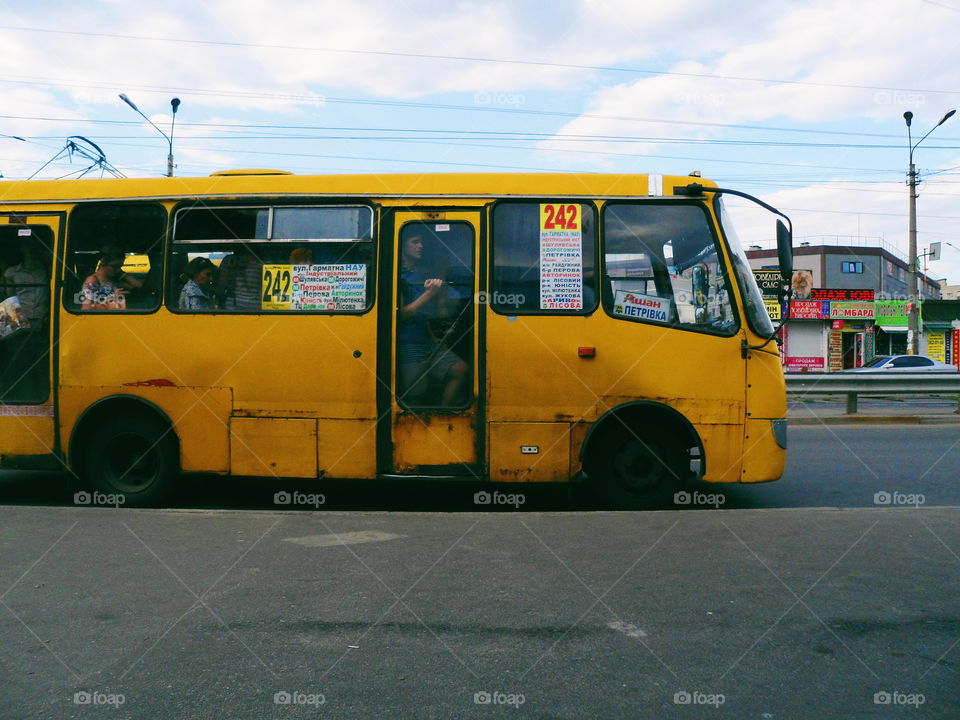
[543, 0, 959, 156]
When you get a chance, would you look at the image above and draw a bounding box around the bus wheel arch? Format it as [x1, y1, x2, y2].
[581, 401, 703, 509]
[70, 395, 180, 507]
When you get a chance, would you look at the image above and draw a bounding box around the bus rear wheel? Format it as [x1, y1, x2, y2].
[80, 413, 178, 507]
[586, 425, 687, 510]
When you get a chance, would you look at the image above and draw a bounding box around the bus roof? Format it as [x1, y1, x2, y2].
[0, 172, 717, 204]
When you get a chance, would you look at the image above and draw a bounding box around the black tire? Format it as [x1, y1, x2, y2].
[586, 422, 688, 510]
[80, 412, 178, 507]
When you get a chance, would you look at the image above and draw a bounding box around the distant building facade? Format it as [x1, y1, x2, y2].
[746, 237, 951, 371]
[938, 281, 960, 300]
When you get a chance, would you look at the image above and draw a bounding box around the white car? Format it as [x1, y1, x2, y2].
[845, 355, 959, 373]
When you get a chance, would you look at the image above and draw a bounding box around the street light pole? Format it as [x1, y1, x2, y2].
[118, 94, 181, 177]
[904, 109, 955, 355]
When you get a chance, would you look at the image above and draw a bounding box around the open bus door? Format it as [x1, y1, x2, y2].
[0, 213, 62, 466]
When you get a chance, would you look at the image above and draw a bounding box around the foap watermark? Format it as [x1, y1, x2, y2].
[474, 490, 525, 509]
[73, 691, 125, 707]
[674, 92, 724, 108]
[473, 91, 525, 108]
[74, 490, 125, 508]
[274, 690, 326, 707]
[274, 490, 326, 508]
[874, 91, 926, 108]
[476, 290, 525, 308]
[874, 490, 925, 507]
[674, 490, 725, 508]
[674, 690, 725, 708]
[874, 690, 925, 708]
[473, 690, 525, 708]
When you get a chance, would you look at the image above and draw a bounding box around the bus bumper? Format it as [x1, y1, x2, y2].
[740, 418, 787, 483]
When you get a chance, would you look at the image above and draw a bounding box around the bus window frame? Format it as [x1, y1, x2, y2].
[599, 198, 742, 337]
[62, 201, 169, 316]
[166, 198, 378, 316]
[488, 198, 600, 317]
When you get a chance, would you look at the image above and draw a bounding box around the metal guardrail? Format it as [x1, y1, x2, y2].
[785, 373, 960, 414]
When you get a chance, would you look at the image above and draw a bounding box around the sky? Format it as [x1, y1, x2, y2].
[1, 0, 959, 282]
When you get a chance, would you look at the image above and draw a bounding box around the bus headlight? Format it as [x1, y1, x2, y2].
[772, 419, 787, 449]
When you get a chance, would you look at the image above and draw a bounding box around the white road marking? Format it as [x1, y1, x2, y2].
[283, 531, 405, 548]
[607, 620, 648, 639]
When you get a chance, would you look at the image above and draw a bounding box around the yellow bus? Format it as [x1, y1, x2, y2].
[0, 170, 793, 508]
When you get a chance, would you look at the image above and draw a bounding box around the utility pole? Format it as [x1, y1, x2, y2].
[904, 109, 955, 354]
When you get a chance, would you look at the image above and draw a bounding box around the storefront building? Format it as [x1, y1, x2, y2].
[920, 300, 960, 366]
[747, 238, 945, 372]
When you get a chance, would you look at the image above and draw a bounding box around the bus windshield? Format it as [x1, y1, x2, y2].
[716, 198, 775, 337]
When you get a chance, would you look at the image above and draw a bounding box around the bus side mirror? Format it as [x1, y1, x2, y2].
[776, 220, 792, 279]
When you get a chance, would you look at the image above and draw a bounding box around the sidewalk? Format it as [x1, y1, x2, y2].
[788, 396, 960, 425]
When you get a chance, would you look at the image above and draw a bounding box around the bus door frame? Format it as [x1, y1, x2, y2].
[376, 206, 487, 478]
[0, 210, 67, 461]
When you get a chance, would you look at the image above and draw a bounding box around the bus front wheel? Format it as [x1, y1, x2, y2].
[80, 413, 179, 507]
[586, 425, 687, 510]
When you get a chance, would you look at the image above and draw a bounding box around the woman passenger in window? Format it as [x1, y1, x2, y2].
[80, 246, 143, 310]
[178, 257, 216, 311]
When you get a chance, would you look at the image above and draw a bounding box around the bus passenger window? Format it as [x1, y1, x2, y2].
[65, 202, 167, 313]
[169, 204, 375, 314]
[491, 202, 597, 314]
[396, 223, 473, 409]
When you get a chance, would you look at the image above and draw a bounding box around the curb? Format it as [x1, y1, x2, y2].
[789, 415, 960, 426]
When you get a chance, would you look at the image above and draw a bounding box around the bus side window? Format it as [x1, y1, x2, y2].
[491, 202, 597, 314]
[602, 203, 736, 333]
[65, 202, 167, 312]
[169, 204, 375, 314]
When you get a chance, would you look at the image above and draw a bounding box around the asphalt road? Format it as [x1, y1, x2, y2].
[1, 506, 956, 719]
[1, 424, 958, 718]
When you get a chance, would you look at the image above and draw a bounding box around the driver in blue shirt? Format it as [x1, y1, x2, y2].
[397, 232, 467, 406]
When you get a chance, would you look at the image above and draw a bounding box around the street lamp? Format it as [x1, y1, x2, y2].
[118, 94, 181, 177]
[904, 108, 956, 355]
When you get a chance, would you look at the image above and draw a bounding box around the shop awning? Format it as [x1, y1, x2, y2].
[877, 325, 908, 333]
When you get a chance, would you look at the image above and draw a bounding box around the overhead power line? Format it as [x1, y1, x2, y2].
[3, 114, 959, 151]
[2, 24, 959, 98]
[2, 73, 959, 144]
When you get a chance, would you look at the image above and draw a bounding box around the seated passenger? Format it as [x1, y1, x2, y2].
[3, 243, 49, 328]
[216, 245, 263, 310]
[80, 247, 143, 310]
[178, 257, 216, 310]
[290, 246, 313, 265]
